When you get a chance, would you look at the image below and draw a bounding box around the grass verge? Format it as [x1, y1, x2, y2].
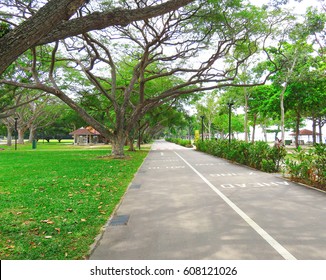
[0, 144, 148, 259]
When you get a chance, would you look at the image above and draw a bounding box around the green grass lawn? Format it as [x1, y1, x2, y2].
[0, 142, 149, 259]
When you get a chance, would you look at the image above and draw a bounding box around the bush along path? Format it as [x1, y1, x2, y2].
[165, 138, 193, 148]
[195, 139, 286, 173]
[284, 145, 326, 190]
[194, 139, 326, 191]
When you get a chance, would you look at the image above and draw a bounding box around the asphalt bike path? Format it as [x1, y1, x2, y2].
[90, 140, 326, 260]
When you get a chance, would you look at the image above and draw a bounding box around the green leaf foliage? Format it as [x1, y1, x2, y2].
[196, 139, 286, 172]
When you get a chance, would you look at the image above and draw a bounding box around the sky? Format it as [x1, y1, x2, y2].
[249, 0, 323, 14]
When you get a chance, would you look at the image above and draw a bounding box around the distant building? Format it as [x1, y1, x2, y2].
[290, 129, 321, 145]
[69, 126, 105, 145]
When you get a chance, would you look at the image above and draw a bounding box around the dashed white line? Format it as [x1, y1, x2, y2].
[174, 151, 296, 260]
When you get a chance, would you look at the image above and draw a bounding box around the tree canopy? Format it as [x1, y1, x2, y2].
[1, 0, 325, 154]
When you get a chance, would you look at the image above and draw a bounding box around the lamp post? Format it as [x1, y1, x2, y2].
[200, 115, 204, 141]
[227, 101, 234, 145]
[14, 117, 18, 150]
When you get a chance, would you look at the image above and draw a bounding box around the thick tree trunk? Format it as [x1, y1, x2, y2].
[128, 137, 135, 151]
[29, 126, 36, 143]
[111, 132, 127, 158]
[18, 129, 25, 144]
[6, 127, 13, 146]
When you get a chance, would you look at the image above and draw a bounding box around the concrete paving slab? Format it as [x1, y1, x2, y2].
[89, 140, 326, 260]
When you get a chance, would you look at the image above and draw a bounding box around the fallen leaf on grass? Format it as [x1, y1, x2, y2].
[44, 236, 52, 239]
[81, 219, 86, 222]
[30, 242, 37, 248]
[41, 219, 54, 224]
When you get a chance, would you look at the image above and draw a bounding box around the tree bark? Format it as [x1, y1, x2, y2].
[128, 137, 136, 152]
[312, 116, 316, 145]
[111, 132, 127, 158]
[18, 129, 25, 144]
[295, 111, 300, 148]
[251, 114, 257, 144]
[29, 126, 36, 143]
[0, 0, 193, 75]
[38, 0, 194, 46]
[262, 125, 268, 142]
[0, 0, 87, 75]
[244, 89, 249, 142]
[280, 86, 286, 142]
[318, 117, 323, 144]
[6, 127, 13, 146]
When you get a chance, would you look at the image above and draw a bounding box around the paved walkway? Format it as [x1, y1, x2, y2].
[90, 140, 326, 260]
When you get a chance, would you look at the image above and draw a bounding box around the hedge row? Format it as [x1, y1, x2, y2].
[165, 138, 193, 148]
[284, 145, 326, 189]
[195, 139, 286, 173]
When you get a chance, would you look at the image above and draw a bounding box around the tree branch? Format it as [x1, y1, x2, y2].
[0, 0, 194, 75]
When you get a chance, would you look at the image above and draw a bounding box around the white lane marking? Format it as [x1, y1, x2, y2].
[174, 152, 296, 260]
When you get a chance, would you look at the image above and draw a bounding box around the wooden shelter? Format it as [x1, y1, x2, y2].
[290, 129, 320, 144]
[69, 126, 102, 145]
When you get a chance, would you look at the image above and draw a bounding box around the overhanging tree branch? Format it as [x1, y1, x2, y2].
[0, 0, 194, 75]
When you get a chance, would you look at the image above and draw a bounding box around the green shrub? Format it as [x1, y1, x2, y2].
[314, 145, 326, 186]
[165, 138, 192, 148]
[195, 139, 286, 173]
[248, 141, 268, 169]
[284, 145, 326, 188]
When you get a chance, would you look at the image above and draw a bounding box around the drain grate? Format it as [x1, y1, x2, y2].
[109, 215, 130, 226]
[130, 184, 141, 189]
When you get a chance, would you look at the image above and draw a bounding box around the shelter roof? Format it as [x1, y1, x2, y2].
[69, 127, 101, 136]
[290, 129, 320, 136]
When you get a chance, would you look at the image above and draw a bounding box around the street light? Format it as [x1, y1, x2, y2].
[14, 117, 18, 150]
[227, 101, 234, 145]
[200, 115, 204, 141]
